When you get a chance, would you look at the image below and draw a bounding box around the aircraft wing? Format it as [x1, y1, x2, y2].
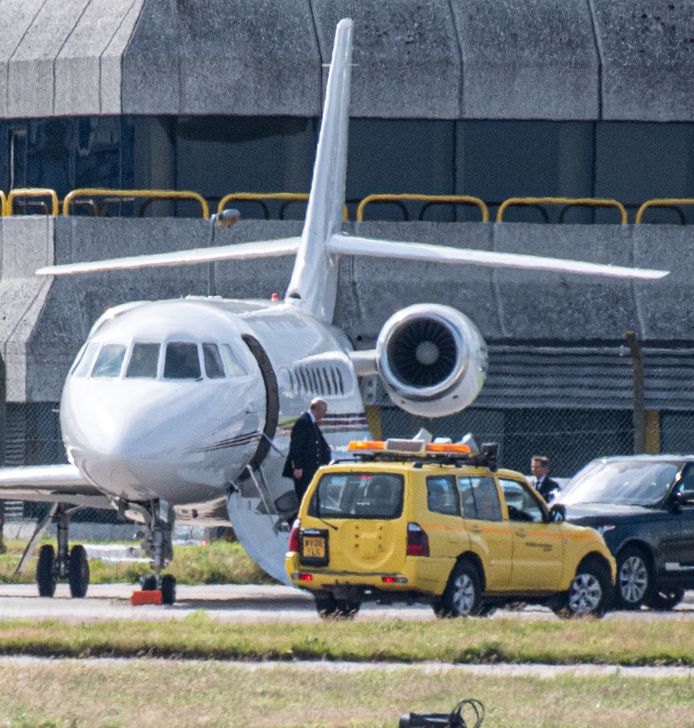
[327, 234, 669, 281]
[35, 237, 302, 277]
[0, 464, 112, 509]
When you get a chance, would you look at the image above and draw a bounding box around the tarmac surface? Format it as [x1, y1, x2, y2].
[0, 583, 692, 624]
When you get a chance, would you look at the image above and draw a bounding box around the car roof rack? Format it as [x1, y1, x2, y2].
[341, 439, 499, 471]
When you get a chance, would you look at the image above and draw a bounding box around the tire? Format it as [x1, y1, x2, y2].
[161, 575, 177, 605]
[557, 559, 611, 618]
[436, 561, 483, 617]
[315, 594, 360, 619]
[68, 544, 90, 598]
[615, 546, 651, 610]
[645, 588, 685, 611]
[36, 544, 56, 598]
[141, 575, 158, 591]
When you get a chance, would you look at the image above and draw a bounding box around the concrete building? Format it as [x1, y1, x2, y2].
[2, 0, 694, 476]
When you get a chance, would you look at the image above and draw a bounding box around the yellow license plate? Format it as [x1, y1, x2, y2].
[303, 536, 326, 559]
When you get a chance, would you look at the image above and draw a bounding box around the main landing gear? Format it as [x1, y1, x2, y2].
[126, 500, 177, 605]
[14, 503, 91, 598]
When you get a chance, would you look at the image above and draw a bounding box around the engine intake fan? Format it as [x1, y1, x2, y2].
[375, 304, 487, 417]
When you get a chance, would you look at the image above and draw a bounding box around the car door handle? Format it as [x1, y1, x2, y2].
[469, 525, 481, 533]
[516, 529, 527, 538]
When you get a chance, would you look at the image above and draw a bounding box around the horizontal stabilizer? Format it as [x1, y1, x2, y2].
[36, 237, 302, 277]
[327, 234, 669, 281]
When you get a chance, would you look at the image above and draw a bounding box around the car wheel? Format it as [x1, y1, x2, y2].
[616, 546, 651, 610]
[556, 559, 611, 618]
[315, 594, 360, 619]
[645, 588, 685, 611]
[436, 561, 482, 617]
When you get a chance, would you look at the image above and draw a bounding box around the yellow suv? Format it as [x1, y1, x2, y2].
[285, 438, 615, 619]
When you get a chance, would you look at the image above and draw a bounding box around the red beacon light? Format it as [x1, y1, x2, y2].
[271, 292, 279, 301]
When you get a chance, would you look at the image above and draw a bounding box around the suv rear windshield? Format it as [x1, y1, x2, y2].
[308, 472, 404, 519]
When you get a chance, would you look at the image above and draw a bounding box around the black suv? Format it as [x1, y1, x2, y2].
[557, 455, 694, 610]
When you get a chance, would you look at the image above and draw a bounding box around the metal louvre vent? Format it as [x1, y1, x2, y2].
[290, 365, 346, 397]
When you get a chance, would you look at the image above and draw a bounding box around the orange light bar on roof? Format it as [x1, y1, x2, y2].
[348, 440, 386, 452]
[426, 443, 472, 454]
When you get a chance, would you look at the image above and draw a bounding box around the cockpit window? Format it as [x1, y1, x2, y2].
[164, 343, 201, 379]
[220, 343, 247, 377]
[72, 342, 99, 378]
[126, 343, 160, 379]
[202, 344, 225, 379]
[91, 344, 127, 378]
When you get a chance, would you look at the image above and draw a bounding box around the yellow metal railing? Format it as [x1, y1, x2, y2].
[496, 196, 628, 224]
[4, 188, 59, 217]
[635, 198, 694, 224]
[356, 193, 489, 223]
[218, 192, 349, 221]
[63, 188, 210, 219]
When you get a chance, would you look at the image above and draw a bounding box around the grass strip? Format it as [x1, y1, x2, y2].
[0, 613, 691, 665]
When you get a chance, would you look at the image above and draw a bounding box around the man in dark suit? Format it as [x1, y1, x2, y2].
[283, 397, 332, 506]
[530, 455, 560, 502]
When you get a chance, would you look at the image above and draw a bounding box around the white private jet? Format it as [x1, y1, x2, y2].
[0, 19, 668, 604]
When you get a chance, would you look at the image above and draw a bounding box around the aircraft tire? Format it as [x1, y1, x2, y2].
[161, 574, 176, 605]
[68, 544, 90, 598]
[141, 575, 158, 591]
[36, 545, 56, 598]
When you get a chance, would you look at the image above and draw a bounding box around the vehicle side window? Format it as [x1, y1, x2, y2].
[499, 479, 545, 523]
[426, 476, 460, 516]
[220, 344, 248, 377]
[164, 343, 201, 379]
[91, 344, 127, 378]
[458, 476, 502, 522]
[202, 344, 225, 379]
[126, 343, 160, 378]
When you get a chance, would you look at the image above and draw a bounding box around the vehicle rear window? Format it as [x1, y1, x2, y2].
[427, 475, 460, 515]
[308, 472, 404, 519]
[458, 476, 502, 522]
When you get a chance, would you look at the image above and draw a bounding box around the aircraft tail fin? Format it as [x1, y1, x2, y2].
[284, 18, 353, 321]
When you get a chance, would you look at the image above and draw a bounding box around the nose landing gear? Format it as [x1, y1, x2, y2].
[129, 500, 177, 605]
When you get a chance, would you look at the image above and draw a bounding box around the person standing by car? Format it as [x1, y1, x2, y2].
[530, 455, 560, 501]
[283, 397, 332, 506]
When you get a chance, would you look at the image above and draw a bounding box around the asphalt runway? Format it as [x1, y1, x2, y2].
[0, 583, 692, 623]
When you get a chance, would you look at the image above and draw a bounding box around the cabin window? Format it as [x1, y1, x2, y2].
[126, 343, 160, 378]
[202, 344, 225, 379]
[220, 344, 247, 377]
[164, 343, 201, 379]
[91, 344, 127, 378]
[72, 342, 99, 378]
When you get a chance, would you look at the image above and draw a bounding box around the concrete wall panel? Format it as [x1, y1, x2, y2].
[55, 0, 141, 116]
[121, 0, 180, 113]
[593, 0, 694, 121]
[313, 0, 460, 119]
[0, 0, 45, 118]
[7, 0, 91, 118]
[101, 0, 144, 114]
[492, 223, 639, 339]
[454, 0, 599, 120]
[633, 224, 694, 338]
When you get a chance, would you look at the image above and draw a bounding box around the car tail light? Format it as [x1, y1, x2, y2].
[406, 522, 429, 556]
[288, 520, 301, 553]
[298, 573, 313, 582]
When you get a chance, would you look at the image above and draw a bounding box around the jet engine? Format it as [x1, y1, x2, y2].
[375, 304, 487, 417]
